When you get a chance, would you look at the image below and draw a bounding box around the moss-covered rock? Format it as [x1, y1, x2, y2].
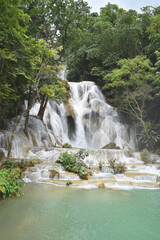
[140, 149, 151, 164]
[0, 149, 5, 161]
[102, 142, 120, 150]
[98, 183, 105, 189]
[49, 169, 60, 179]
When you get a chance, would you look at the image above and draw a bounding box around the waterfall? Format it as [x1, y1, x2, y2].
[67, 81, 137, 149]
[1, 81, 160, 189]
[0, 81, 137, 157]
[29, 81, 137, 150]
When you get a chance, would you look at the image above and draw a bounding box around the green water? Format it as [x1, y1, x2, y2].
[0, 184, 160, 240]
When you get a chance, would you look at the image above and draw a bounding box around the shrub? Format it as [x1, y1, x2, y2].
[63, 143, 72, 148]
[2, 159, 18, 168]
[75, 149, 89, 161]
[66, 180, 73, 186]
[2, 159, 26, 170]
[57, 151, 91, 180]
[0, 168, 25, 199]
[57, 152, 76, 166]
[137, 122, 160, 151]
[52, 163, 61, 170]
[140, 149, 151, 164]
[108, 159, 126, 174]
[156, 149, 160, 156]
[19, 159, 25, 169]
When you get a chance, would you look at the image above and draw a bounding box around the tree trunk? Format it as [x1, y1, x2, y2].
[38, 97, 48, 121]
[24, 109, 30, 138]
[24, 87, 32, 138]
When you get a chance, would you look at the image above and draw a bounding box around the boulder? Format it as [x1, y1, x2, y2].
[49, 169, 60, 179]
[98, 183, 106, 189]
[86, 173, 91, 180]
[0, 148, 5, 161]
[102, 142, 120, 150]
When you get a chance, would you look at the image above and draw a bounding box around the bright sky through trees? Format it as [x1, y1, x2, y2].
[86, 0, 160, 13]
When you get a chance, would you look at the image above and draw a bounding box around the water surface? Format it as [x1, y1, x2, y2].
[0, 183, 160, 240]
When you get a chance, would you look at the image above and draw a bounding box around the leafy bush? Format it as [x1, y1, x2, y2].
[19, 159, 25, 169]
[108, 159, 126, 174]
[63, 143, 72, 148]
[137, 122, 160, 151]
[75, 149, 89, 160]
[2, 159, 25, 169]
[2, 159, 18, 168]
[0, 168, 25, 199]
[156, 149, 160, 156]
[52, 163, 61, 170]
[66, 180, 73, 186]
[140, 149, 151, 164]
[57, 151, 91, 180]
[57, 152, 76, 166]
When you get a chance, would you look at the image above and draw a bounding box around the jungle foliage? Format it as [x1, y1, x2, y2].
[0, 0, 89, 130]
[66, 3, 160, 152]
[0, 167, 24, 199]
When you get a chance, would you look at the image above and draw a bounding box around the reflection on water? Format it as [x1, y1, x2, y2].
[0, 183, 160, 240]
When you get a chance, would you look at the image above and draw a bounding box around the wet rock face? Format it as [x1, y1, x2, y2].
[0, 148, 5, 160]
[49, 169, 60, 179]
[67, 116, 76, 140]
[102, 142, 120, 150]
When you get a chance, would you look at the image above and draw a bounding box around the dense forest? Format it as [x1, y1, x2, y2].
[0, 0, 160, 152]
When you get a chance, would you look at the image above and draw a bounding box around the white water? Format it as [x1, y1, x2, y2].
[31, 81, 137, 150]
[0, 81, 160, 189]
[0, 81, 138, 157]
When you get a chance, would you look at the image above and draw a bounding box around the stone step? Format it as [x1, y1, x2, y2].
[38, 178, 159, 189]
[124, 172, 158, 182]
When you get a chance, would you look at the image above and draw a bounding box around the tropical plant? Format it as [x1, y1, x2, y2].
[137, 122, 160, 151]
[108, 159, 126, 174]
[0, 168, 25, 199]
[66, 180, 73, 186]
[63, 143, 72, 148]
[140, 149, 152, 164]
[75, 149, 89, 161]
[56, 151, 91, 180]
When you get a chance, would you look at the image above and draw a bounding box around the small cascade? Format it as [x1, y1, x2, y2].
[18, 147, 160, 189]
[134, 175, 158, 182]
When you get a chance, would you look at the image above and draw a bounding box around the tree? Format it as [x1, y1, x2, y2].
[66, 4, 143, 86]
[103, 55, 156, 150]
[46, 0, 90, 58]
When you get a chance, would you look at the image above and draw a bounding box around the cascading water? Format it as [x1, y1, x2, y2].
[30, 81, 137, 150]
[1, 81, 160, 189]
[27, 81, 137, 151]
[0, 81, 137, 157]
[67, 82, 137, 149]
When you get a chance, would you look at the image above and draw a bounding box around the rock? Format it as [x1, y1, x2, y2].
[102, 142, 120, 150]
[0, 148, 5, 161]
[86, 173, 91, 180]
[49, 169, 60, 179]
[98, 183, 106, 189]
